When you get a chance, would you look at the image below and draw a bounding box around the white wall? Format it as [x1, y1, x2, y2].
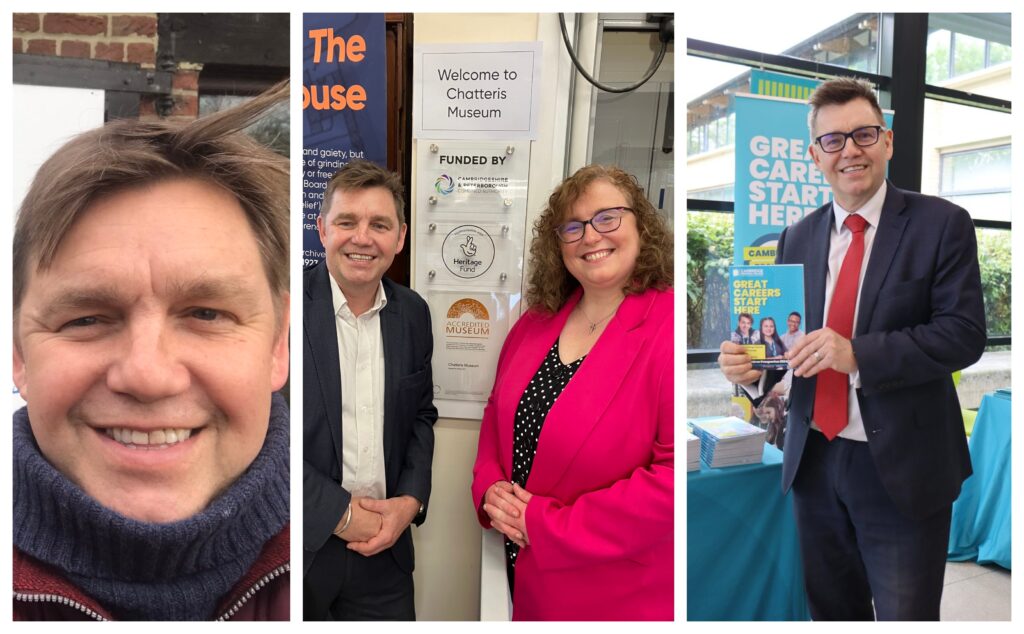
[11, 84, 105, 409]
[13, 85, 104, 210]
[920, 65, 1011, 204]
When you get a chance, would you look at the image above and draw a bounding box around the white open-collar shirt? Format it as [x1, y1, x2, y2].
[330, 274, 388, 500]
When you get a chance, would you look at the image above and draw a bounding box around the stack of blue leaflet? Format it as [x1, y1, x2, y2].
[686, 431, 701, 472]
[690, 416, 766, 468]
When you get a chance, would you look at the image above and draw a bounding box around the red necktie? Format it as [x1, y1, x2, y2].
[813, 213, 868, 440]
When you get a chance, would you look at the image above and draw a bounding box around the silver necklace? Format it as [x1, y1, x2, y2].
[579, 300, 622, 335]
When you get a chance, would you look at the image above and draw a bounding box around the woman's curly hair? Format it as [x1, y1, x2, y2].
[525, 165, 673, 314]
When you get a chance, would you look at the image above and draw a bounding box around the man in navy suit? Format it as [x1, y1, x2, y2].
[303, 160, 437, 620]
[719, 78, 985, 620]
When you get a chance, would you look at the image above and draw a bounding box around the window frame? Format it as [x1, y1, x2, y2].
[939, 143, 1011, 199]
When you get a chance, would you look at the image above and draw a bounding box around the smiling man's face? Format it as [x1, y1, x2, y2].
[317, 186, 406, 300]
[809, 97, 893, 212]
[13, 178, 290, 523]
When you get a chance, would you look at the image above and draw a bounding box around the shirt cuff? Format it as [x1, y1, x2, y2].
[740, 373, 766, 399]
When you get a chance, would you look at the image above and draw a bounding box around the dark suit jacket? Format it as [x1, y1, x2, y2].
[777, 183, 986, 520]
[302, 261, 437, 577]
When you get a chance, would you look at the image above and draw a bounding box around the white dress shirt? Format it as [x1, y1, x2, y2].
[813, 181, 887, 441]
[331, 275, 388, 501]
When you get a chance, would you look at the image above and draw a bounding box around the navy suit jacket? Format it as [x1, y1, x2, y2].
[302, 261, 437, 577]
[777, 183, 986, 520]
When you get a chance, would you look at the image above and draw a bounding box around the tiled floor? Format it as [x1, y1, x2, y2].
[941, 561, 1011, 621]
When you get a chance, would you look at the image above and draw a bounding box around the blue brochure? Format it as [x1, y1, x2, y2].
[729, 264, 805, 370]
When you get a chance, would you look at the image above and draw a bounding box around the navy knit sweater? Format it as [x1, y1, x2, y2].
[13, 393, 290, 620]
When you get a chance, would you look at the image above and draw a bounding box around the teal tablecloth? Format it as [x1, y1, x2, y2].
[688, 443, 810, 621]
[948, 389, 1012, 569]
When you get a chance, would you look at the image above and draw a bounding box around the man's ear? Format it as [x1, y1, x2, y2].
[808, 143, 822, 170]
[395, 222, 408, 255]
[316, 214, 328, 248]
[270, 293, 290, 392]
[13, 338, 28, 400]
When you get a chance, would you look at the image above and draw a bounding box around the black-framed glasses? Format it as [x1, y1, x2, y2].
[555, 207, 633, 243]
[814, 125, 886, 153]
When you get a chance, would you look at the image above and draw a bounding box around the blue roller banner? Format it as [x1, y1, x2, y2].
[733, 92, 893, 265]
[302, 13, 387, 266]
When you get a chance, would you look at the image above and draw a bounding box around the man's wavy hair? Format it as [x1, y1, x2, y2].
[320, 159, 406, 224]
[526, 165, 673, 314]
[807, 77, 884, 136]
[13, 80, 290, 317]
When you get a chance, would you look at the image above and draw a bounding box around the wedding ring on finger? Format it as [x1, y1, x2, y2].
[813, 350, 822, 361]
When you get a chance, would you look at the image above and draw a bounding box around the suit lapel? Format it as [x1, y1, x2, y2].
[527, 290, 654, 495]
[856, 184, 908, 336]
[306, 263, 345, 471]
[379, 281, 401, 471]
[805, 206, 832, 332]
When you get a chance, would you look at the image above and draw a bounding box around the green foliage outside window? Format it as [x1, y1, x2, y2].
[953, 33, 986, 77]
[989, 42, 1011, 65]
[686, 212, 733, 349]
[926, 29, 1011, 84]
[926, 29, 951, 83]
[976, 228, 1011, 336]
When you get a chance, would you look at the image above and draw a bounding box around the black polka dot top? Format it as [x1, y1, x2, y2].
[505, 338, 586, 595]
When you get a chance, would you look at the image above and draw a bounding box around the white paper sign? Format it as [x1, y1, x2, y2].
[414, 42, 542, 139]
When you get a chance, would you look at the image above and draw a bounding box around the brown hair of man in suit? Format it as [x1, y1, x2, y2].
[807, 77, 885, 136]
[320, 158, 406, 224]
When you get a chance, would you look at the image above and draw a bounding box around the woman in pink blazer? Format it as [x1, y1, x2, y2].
[471, 165, 673, 620]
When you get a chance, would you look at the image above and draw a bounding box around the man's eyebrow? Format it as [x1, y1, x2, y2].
[822, 123, 882, 134]
[36, 276, 264, 318]
[36, 284, 130, 320]
[164, 276, 265, 308]
[334, 211, 395, 225]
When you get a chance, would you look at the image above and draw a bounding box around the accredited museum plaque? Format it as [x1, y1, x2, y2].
[427, 291, 512, 401]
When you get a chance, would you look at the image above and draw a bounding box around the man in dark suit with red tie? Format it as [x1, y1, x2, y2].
[719, 78, 986, 620]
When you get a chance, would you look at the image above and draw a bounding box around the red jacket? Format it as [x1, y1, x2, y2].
[14, 525, 290, 620]
[471, 288, 674, 620]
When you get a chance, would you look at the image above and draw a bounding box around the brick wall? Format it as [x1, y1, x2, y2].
[13, 13, 200, 120]
[14, 13, 157, 65]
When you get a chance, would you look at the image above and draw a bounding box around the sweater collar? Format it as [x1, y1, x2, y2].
[13, 393, 290, 620]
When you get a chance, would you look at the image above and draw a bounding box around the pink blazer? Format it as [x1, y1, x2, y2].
[472, 287, 674, 621]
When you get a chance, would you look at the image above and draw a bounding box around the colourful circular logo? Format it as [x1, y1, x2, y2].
[446, 298, 490, 320]
[434, 174, 455, 196]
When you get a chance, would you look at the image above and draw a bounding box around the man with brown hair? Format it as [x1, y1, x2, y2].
[13, 83, 291, 620]
[303, 159, 436, 620]
[719, 77, 985, 620]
